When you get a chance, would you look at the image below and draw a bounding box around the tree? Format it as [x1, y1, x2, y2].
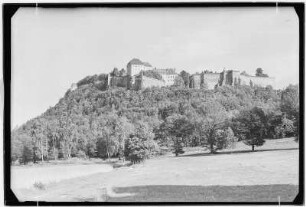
[256, 68, 263, 76]
[172, 137, 185, 156]
[232, 107, 266, 151]
[11, 75, 286, 165]
[119, 68, 126, 76]
[274, 116, 295, 138]
[159, 102, 179, 120]
[281, 84, 299, 140]
[27, 119, 48, 162]
[255, 68, 268, 77]
[194, 101, 231, 153]
[216, 127, 237, 149]
[45, 120, 59, 160]
[173, 76, 184, 88]
[20, 134, 35, 164]
[124, 122, 157, 163]
[180, 70, 190, 88]
[95, 113, 118, 159]
[160, 114, 194, 155]
[142, 70, 163, 80]
[111, 67, 119, 76]
[124, 136, 148, 164]
[11, 131, 33, 164]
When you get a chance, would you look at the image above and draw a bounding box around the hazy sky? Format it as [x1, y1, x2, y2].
[12, 7, 299, 127]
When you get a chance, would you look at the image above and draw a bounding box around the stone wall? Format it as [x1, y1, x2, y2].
[239, 75, 275, 88]
[190, 73, 220, 89]
[190, 74, 201, 89]
[203, 73, 220, 89]
[109, 76, 130, 88]
[218, 70, 275, 88]
[134, 75, 166, 90]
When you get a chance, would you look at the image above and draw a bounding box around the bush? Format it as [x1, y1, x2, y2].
[21, 145, 33, 165]
[274, 117, 295, 138]
[48, 148, 59, 160]
[76, 150, 87, 159]
[33, 181, 46, 190]
[142, 70, 163, 80]
[173, 140, 185, 156]
[124, 137, 150, 164]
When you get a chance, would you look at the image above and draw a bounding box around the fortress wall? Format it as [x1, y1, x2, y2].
[135, 76, 166, 90]
[203, 73, 220, 89]
[142, 76, 166, 88]
[239, 75, 275, 88]
[190, 75, 201, 89]
[110, 76, 129, 88]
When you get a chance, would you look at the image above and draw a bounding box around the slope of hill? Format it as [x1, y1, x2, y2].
[11, 75, 298, 165]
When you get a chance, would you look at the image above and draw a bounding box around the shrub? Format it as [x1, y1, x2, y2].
[21, 145, 33, 165]
[124, 137, 150, 164]
[33, 181, 46, 190]
[172, 139, 185, 156]
[76, 150, 87, 159]
[142, 70, 163, 80]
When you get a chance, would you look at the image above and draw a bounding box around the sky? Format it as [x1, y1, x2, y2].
[11, 7, 299, 128]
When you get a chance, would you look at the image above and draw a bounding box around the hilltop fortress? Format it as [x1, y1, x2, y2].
[75, 58, 275, 91]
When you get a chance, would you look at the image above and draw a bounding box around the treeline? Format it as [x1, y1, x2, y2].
[11, 82, 299, 164]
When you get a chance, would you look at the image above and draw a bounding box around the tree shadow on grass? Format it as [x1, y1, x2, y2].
[106, 184, 298, 202]
[181, 147, 299, 157]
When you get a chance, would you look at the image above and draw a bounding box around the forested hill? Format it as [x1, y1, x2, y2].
[11, 76, 299, 164]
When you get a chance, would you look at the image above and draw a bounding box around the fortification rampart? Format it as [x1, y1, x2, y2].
[134, 75, 166, 90]
[218, 70, 275, 88]
[203, 73, 220, 89]
[109, 76, 131, 88]
[239, 75, 275, 88]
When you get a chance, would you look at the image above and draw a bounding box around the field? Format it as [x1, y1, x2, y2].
[13, 138, 299, 202]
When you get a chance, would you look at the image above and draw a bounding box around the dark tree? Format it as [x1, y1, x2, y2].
[194, 102, 230, 153]
[119, 68, 126, 76]
[281, 84, 299, 140]
[111, 67, 120, 76]
[255, 68, 268, 77]
[173, 76, 185, 88]
[233, 107, 266, 151]
[159, 114, 194, 155]
[180, 70, 190, 88]
[142, 70, 163, 80]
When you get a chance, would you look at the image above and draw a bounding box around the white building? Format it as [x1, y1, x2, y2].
[154, 68, 177, 86]
[127, 58, 153, 76]
[126, 58, 177, 86]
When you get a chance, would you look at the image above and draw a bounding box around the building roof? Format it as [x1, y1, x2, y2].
[128, 58, 144, 66]
[154, 68, 176, 75]
[143, 62, 152, 67]
[127, 58, 152, 67]
[191, 73, 201, 77]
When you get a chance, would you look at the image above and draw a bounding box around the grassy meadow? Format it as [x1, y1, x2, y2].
[12, 137, 299, 202]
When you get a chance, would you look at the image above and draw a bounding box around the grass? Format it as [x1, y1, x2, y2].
[13, 138, 299, 202]
[183, 137, 298, 155]
[33, 182, 46, 190]
[106, 184, 298, 202]
[11, 163, 113, 189]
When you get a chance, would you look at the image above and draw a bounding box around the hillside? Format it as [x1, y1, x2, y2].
[11, 75, 299, 164]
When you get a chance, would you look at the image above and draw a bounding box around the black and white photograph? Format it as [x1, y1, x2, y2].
[3, 2, 304, 204]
